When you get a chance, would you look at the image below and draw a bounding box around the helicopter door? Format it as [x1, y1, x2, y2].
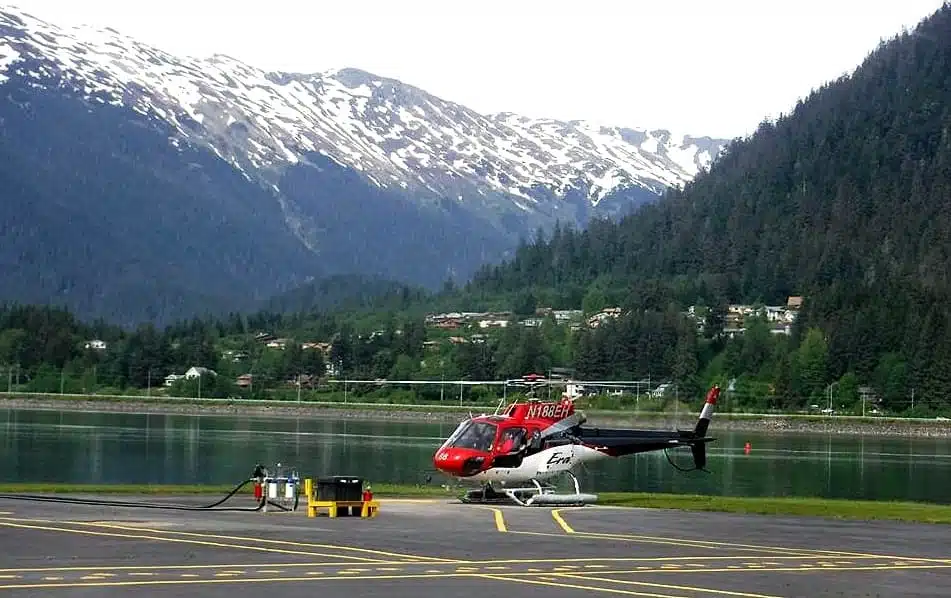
[490, 427, 527, 468]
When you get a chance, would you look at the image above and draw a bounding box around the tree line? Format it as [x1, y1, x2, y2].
[0, 300, 930, 415]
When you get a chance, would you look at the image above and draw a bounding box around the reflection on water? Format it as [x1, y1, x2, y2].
[2, 408, 950, 503]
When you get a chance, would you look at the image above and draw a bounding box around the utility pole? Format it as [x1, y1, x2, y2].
[147, 368, 151, 397]
[60, 369, 65, 394]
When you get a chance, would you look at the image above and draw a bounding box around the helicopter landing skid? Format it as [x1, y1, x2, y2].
[459, 473, 598, 507]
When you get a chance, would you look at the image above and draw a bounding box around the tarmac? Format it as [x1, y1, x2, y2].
[0, 493, 948, 597]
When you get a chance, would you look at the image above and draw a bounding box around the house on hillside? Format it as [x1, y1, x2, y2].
[185, 366, 217, 379]
[587, 307, 622, 328]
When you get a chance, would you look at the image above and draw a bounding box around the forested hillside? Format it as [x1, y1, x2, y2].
[463, 5, 951, 412]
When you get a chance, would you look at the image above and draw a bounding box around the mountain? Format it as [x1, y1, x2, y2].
[463, 4, 951, 410]
[0, 5, 726, 325]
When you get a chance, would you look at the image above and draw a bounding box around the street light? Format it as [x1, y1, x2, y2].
[828, 381, 839, 415]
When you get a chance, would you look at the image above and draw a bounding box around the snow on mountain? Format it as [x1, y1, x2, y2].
[0, 6, 727, 217]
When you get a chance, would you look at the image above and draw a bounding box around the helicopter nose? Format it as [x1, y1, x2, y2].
[434, 448, 485, 477]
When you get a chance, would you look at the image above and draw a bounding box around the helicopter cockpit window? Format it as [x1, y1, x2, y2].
[445, 421, 498, 453]
[438, 420, 469, 450]
[497, 427, 526, 453]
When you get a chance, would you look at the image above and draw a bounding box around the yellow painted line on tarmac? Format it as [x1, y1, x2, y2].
[0, 571, 481, 590]
[0, 553, 932, 580]
[469, 505, 507, 532]
[52, 519, 451, 563]
[551, 510, 926, 561]
[0, 561, 409, 574]
[0, 519, 384, 562]
[479, 573, 686, 597]
[551, 509, 575, 534]
[559, 573, 785, 598]
[493, 508, 507, 532]
[507, 529, 814, 556]
[539, 563, 951, 576]
[510, 526, 946, 564]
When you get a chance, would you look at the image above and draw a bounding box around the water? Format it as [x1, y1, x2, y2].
[2, 408, 951, 503]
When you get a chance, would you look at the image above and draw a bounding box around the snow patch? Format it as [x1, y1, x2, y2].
[0, 43, 22, 84]
[0, 5, 726, 217]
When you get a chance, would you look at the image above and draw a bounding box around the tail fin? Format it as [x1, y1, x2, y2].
[689, 385, 719, 470]
[693, 384, 719, 438]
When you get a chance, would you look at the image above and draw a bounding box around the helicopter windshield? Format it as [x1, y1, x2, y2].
[439, 420, 469, 450]
[444, 421, 498, 453]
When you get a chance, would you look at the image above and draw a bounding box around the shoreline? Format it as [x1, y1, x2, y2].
[0, 483, 949, 524]
[2, 394, 951, 437]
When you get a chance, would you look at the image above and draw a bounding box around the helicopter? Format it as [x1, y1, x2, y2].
[328, 374, 719, 506]
[428, 374, 720, 506]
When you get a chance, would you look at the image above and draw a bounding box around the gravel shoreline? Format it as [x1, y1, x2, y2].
[2, 396, 950, 438]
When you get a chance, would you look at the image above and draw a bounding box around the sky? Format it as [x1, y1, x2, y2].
[8, 0, 949, 139]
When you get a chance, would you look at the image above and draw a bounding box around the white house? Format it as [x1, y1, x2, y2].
[185, 366, 217, 379]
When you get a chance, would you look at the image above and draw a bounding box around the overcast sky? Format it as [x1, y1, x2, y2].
[9, 0, 948, 138]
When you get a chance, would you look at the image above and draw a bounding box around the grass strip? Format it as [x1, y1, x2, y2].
[1, 483, 949, 524]
[597, 492, 951, 524]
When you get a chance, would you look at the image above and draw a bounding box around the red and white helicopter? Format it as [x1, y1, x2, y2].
[430, 374, 720, 506]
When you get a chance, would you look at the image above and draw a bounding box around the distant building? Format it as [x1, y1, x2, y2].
[587, 307, 622, 328]
[185, 366, 216, 379]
